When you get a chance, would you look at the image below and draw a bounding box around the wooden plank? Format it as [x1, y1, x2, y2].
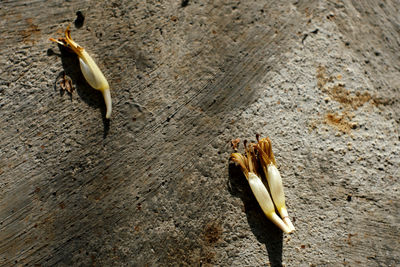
[1, 0, 399, 266]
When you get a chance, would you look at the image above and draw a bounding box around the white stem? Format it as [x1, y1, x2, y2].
[102, 89, 112, 119]
[266, 164, 295, 232]
[283, 216, 295, 232]
[248, 173, 291, 233]
[270, 213, 292, 234]
[280, 207, 295, 232]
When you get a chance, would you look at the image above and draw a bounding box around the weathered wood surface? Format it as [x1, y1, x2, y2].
[1, 0, 399, 266]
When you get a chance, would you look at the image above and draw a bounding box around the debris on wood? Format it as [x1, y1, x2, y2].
[60, 72, 74, 94]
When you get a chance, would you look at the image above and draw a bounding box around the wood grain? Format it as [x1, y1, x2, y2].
[1, 0, 399, 266]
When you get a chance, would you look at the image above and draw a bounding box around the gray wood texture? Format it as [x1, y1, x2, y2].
[1, 0, 399, 266]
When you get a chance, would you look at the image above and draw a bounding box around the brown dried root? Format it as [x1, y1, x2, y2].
[60, 72, 74, 94]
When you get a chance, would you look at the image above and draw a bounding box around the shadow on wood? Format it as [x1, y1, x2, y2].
[228, 163, 283, 267]
[47, 45, 110, 138]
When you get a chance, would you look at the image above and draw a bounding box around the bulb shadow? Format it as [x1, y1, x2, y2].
[228, 163, 283, 267]
[47, 46, 110, 138]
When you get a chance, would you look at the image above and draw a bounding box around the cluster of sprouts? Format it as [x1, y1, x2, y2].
[230, 135, 295, 233]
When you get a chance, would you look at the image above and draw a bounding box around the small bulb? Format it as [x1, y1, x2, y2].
[50, 26, 112, 119]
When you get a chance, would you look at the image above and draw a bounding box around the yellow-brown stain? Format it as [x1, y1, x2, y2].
[197, 221, 222, 265]
[19, 18, 40, 44]
[327, 84, 372, 110]
[347, 233, 357, 246]
[324, 112, 356, 134]
[315, 65, 383, 134]
[316, 66, 333, 89]
[317, 66, 373, 110]
[203, 222, 222, 244]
